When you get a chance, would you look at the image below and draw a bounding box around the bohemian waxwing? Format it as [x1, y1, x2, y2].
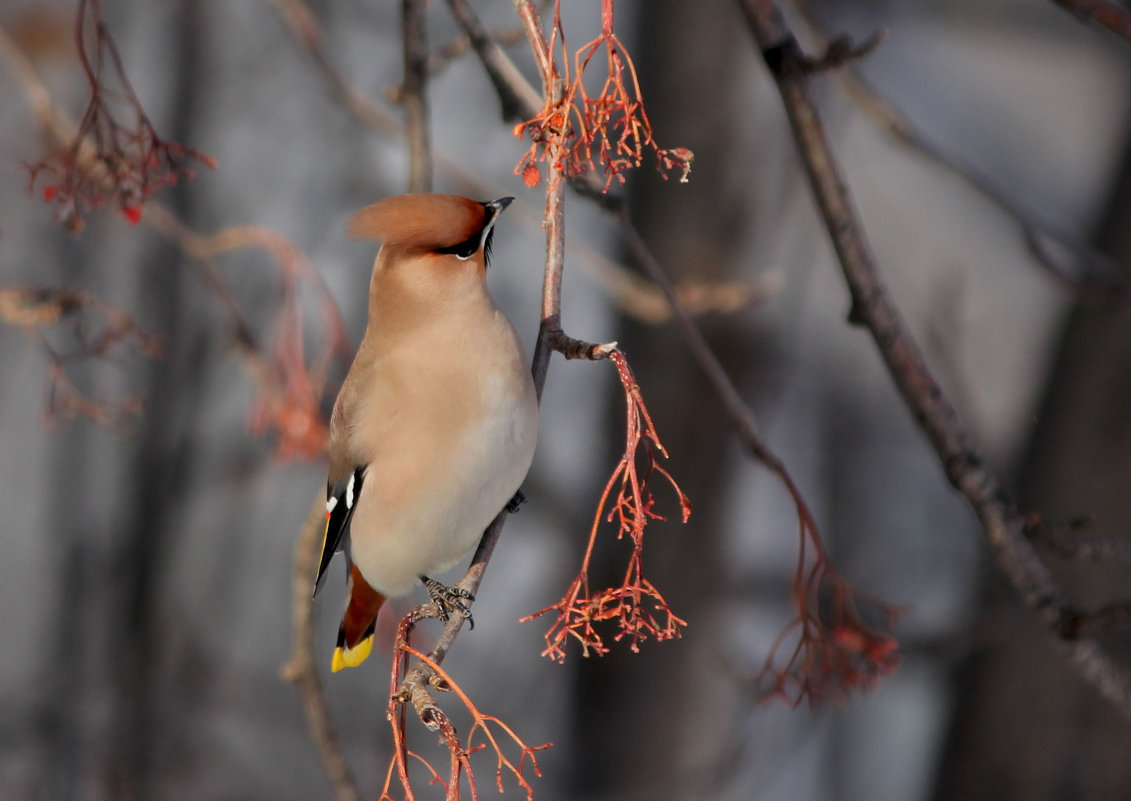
[313, 193, 538, 672]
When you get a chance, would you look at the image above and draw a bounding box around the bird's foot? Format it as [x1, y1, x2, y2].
[506, 489, 526, 514]
[422, 576, 475, 629]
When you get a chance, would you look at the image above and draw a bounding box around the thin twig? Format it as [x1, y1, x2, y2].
[616, 219, 782, 473]
[446, 0, 543, 123]
[142, 202, 350, 458]
[532, 141, 568, 397]
[1060, 602, 1131, 639]
[401, 0, 432, 193]
[512, 0, 554, 97]
[430, 21, 530, 76]
[1024, 514, 1131, 562]
[737, 0, 1131, 716]
[0, 287, 158, 431]
[264, 0, 402, 135]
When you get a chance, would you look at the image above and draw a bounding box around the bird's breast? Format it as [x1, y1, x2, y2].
[343, 305, 537, 596]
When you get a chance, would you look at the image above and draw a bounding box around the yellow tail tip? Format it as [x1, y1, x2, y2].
[331, 636, 374, 672]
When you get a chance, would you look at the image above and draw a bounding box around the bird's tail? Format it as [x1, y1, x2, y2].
[331, 565, 387, 672]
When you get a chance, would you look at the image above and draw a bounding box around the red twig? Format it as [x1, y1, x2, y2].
[511, 0, 692, 190]
[383, 609, 549, 801]
[522, 348, 691, 660]
[752, 468, 900, 704]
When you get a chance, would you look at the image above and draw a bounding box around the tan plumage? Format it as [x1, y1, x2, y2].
[315, 193, 538, 672]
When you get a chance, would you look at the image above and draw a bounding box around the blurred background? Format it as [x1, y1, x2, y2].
[2, 0, 1131, 799]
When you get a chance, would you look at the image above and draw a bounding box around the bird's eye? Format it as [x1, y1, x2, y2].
[436, 232, 480, 260]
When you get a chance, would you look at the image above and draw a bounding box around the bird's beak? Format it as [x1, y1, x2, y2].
[479, 197, 514, 259]
[486, 197, 514, 218]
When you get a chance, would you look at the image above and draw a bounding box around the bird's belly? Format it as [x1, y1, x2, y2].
[349, 389, 537, 597]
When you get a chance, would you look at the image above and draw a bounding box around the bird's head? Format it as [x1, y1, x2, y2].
[348, 193, 513, 274]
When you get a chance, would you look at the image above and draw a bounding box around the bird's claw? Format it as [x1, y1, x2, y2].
[506, 489, 526, 514]
[422, 576, 475, 629]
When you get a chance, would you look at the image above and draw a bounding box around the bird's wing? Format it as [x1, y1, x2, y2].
[312, 466, 366, 598]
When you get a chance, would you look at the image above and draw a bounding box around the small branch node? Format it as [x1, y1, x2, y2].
[762, 28, 883, 79]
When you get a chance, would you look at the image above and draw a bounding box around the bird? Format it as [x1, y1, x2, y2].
[313, 193, 539, 673]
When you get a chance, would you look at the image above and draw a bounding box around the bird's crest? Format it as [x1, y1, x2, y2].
[348, 193, 487, 252]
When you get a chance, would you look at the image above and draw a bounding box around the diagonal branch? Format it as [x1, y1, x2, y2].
[264, 0, 402, 135]
[1050, 0, 1131, 42]
[737, 0, 1131, 716]
[793, 9, 1123, 298]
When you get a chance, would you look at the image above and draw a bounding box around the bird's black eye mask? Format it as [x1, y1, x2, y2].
[434, 203, 499, 267]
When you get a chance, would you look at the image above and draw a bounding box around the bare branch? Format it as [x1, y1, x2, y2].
[1060, 602, 1131, 639]
[737, 0, 1131, 715]
[400, 0, 432, 193]
[429, 19, 531, 76]
[793, 9, 1124, 298]
[1024, 514, 1131, 562]
[444, 0, 544, 122]
[264, 0, 401, 136]
[1050, 0, 1131, 42]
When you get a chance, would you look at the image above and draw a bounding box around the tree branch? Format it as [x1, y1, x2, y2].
[400, 0, 432, 193]
[1050, 0, 1131, 42]
[264, 0, 402, 136]
[441, 0, 902, 703]
[737, 0, 1131, 716]
[793, 8, 1124, 298]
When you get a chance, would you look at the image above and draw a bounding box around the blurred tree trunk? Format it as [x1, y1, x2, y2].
[932, 134, 1131, 801]
[106, 4, 207, 799]
[568, 1, 761, 796]
[40, 282, 95, 801]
